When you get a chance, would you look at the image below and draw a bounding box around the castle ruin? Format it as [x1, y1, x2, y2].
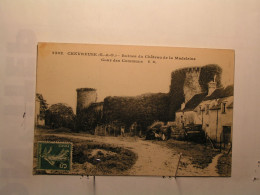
[183, 67, 202, 103]
[75, 64, 222, 128]
[76, 88, 98, 114]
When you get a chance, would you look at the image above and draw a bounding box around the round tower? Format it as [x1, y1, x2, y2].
[76, 88, 97, 114]
[183, 67, 202, 103]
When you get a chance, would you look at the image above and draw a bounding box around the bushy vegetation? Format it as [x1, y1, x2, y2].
[166, 140, 219, 169]
[45, 103, 75, 130]
[103, 93, 170, 132]
[73, 142, 137, 174]
[169, 70, 186, 120]
[199, 64, 222, 92]
[217, 153, 231, 176]
[75, 106, 103, 133]
[36, 93, 48, 120]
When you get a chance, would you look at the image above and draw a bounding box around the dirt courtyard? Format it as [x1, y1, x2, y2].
[36, 130, 222, 176]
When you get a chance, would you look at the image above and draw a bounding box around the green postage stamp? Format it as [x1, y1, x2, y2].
[37, 142, 72, 171]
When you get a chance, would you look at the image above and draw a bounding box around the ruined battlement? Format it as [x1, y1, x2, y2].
[171, 67, 201, 77]
[76, 88, 96, 92]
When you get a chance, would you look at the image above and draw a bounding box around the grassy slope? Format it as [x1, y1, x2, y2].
[34, 134, 137, 175]
[165, 140, 220, 169]
[217, 153, 232, 176]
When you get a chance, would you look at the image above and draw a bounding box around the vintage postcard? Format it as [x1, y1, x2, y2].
[33, 43, 234, 176]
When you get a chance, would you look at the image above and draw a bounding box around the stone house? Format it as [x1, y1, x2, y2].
[175, 80, 234, 145]
[199, 85, 233, 144]
[175, 92, 207, 128]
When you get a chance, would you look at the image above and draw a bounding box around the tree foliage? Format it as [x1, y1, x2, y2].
[45, 103, 75, 129]
[103, 93, 169, 131]
[36, 93, 48, 120]
[199, 64, 222, 92]
[76, 105, 103, 133]
[168, 69, 186, 120]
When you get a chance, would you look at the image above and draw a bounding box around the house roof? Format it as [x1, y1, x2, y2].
[209, 96, 234, 110]
[205, 85, 234, 110]
[177, 85, 234, 113]
[182, 92, 207, 111]
[204, 85, 234, 101]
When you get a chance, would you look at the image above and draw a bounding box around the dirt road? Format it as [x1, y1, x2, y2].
[41, 132, 220, 176]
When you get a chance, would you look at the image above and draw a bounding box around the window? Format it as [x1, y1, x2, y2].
[199, 106, 202, 115]
[221, 102, 226, 114]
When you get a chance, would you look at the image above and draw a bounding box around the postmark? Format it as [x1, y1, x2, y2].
[37, 141, 72, 171]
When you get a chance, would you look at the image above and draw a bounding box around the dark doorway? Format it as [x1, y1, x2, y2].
[222, 126, 231, 148]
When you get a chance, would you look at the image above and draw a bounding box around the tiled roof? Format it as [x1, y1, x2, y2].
[182, 92, 207, 111]
[177, 85, 234, 112]
[204, 85, 234, 101]
[210, 97, 233, 110]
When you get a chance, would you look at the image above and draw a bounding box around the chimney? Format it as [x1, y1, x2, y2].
[208, 80, 217, 96]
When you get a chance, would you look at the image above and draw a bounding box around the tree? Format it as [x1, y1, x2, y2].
[36, 93, 48, 120]
[76, 105, 103, 133]
[46, 103, 75, 129]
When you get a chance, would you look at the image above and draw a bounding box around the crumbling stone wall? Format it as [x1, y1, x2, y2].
[183, 68, 202, 103]
[76, 88, 97, 114]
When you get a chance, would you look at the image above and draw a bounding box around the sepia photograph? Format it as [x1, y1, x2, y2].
[33, 43, 234, 176]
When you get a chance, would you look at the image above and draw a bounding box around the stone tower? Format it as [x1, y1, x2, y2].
[183, 67, 202, 103]
[76, 88, 97, 114]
